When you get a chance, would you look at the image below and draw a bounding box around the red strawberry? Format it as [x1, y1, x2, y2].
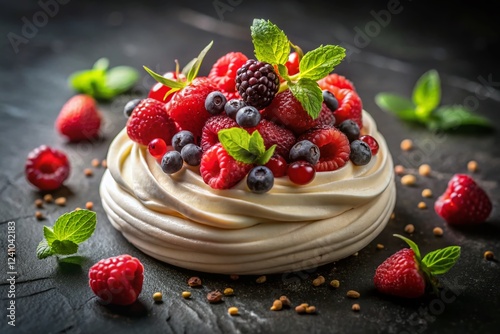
[318, 73, 356, 91]
[200, 143, 252, 189]
[200, 115, 238, 152]
[25, 145, 70, 191]
[148, 71, 185, 103]
[298, 125, 350, 171]
[285, 52, 300, 76]
[55, 94, 102, 142]
[166, 77, 217, 140]
[126, 98, 177, 146]
[248, 119, 296, 158]
[328, 87, 363, 129]
[208, 52, 248, 94]
[434, 174, 492, 225]
[88, 254, 144, 306]
[374, 234, 461, 298]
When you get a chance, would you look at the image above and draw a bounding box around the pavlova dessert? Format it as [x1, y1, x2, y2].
[99, 19, 395, 275]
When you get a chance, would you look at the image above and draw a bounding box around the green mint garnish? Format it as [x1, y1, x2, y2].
[143, 41, 213, 100]
[218, 128, 276, 165]
[37, 209, 97, 261]
[393, 234, 421, 261]
[250, 19, 346, 120]
[69, 58, 139, 100]
[375, 69, 493, 131]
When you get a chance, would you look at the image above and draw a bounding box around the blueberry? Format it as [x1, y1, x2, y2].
[322, 90, 338, 112]
[350, 140, 372, 166]
[247, 166, 274, 194]
[235, 106, 261, 127]
[181, 143, 202, 166]
[224, 99, 246, 119]
[161, 151, 183, 174]
[338, 119, 360, 142]
[289, 140, 320, 165]
[205, 91, 227, 115]
[124, 98, 142, 118]
[172, 130, 195, 152]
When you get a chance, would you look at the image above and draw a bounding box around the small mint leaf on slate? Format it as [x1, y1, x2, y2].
[105, 66, 139, 95]
[43, 226, 57, 245]
[37, 240, 53, 259]
[53, 209, 97, 244]
[299, 45, 346, 81]
[393, 234, 421, 261]
[422, 246, 461, 275]
[288, 79, 323, 119]
[428, 105, 494, 130]
[375, 93, 419, 122]
[51, 240, 79, 255]
[93, 57, 109, 71]
[251, 19, 290, 65]
[413, 69, 441, 120]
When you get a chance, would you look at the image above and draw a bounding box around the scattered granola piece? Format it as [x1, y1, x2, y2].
[394, 165, 406, 175]
[35, 199, 44, 208]
[352, 252, 359, 257]
[85, 201, 94, 210]
[223, 288, 234, 296]
[270, 299, 283, 311]
[228, 306, 239, 316]
[418, 201, 427, 209]
[101, 159, 108, 168]
[35, 211, 44, 220]
[153, 292, 163, 303]
[91, 158, 100, 167]
[55, 197, 66, 206]
[84, 168, 93, 177]
[305, 306, 316, 314]
[352, 304, 361, 312]
[422, 188, 433, 198]
[43, 194, 53, 203]
[295, 304, 308, 314]
[346, 290, 360, 299]
[484, 250, 494, 261]
[312, 275, 325, 287]
[400, 139, 413, 151]
[404, 224, 415, 234]
[181, 291, 191, 299]
[376, 244, 384, 250]
[279, 295, 291, 308]
[433, 227, 443, 237]
[390, 212, 396, 220]
[256, 275, 267, 284]
[418, 164, 431, 176]
[401, 174, 417, 186]
[467, 160, 478, 172]
[329, 279, 340, 288]
[207, 290, 223, 303]
[187, 276, 202, 287]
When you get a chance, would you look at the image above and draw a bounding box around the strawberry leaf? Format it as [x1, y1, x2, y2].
[251, 19, 290, 65]
[143, 66, 185, 89]
[186, 40, 214, 83]
[299, 45, 346, 81]
[422, 246, 461, 275]
[393, 234, 421, 261]
[288, 79, 323, 119]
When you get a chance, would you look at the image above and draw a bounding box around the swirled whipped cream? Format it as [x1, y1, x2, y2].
[100, 110, 396, 274]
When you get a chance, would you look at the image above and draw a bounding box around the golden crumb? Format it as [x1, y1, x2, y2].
[85, 201, 94, 210]
[84, 168, 93, 177]
[35, 211, 44, 220]
[346, 290, 360, 299]
[187, 276, 202, 287]
[418, 201, 427, 209]
[295, 304, 307, 314]
[467, 160, 478, 172]
[433, 227, 444, 237]
[223, 288, 234, 296]
[404, 224, 415, 234]
[305, 306, 316, 314]
[329, 279, 340, 288]
[394, 165, 406, 175]
[256, 275, 267, 284]
[228, 307, 239, 316]
[181, 291, 191, 299]
[484, 251, 494, 261]
[312, 275, 325, 287]
[43, 194, 53, 203]
[400, 139, 413, 151]
[279, 296, 291, 308]
[153, 292, 163, 302]
[35, 199, 44, 208]
[390, 212, 396, 220]
[54, 197, 66, 206]
[401, 174, 417, 186]
[101, 159, 108, 168]
[376, 244, 384, 250]
[91, 158, 100, 167]
[352, 304, 361, 312]
[270, 300, 283, 311]
[422, 189, 433, 198]
[418, 164, 432, 176]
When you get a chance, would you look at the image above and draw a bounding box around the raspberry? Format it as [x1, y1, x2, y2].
[315, 103, 336, 128]
[126, 98, 177, 146]
[166, 77, 217, 140]
[298, 125, 350, 171]
[317, 73, 356, 91]
[55, 94, 102, 142]
[208, 52, 248, 93]
[328, 87, 363, 129]
[88, 254, 144, 305]
[200, 115, 238, 152]
[25, 145, 70, 191]
[200, 143, 252, 189]
[248, 119, 296, 158]
[235, 59, 280, 110]
[434, 174, 492, 225]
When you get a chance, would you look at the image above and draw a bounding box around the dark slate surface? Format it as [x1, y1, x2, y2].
[1, 1, 499, 333]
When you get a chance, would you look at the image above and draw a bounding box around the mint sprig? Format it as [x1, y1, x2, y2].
[250, 19, 346, 120]
[69, 58, 139, 100]
[37, 209, 97, 260]
[218, 128, 276, 165]
[375, 70, 493, 131]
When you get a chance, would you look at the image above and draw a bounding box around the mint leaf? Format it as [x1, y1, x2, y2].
[375, 93, 419, 121]
[299, 45, 346, 81]
[53, 209, 97, 244]
[256, 145, 276, 166]
[105, 66, 139, 94]
[51, 240, 79, 255]
[278, 64, 290, 82]
[288, 79, 323, 119]
[43, 226, 57, 245]
[186, 40, 213, 82]
[69, 69, 106, 97]
[412, 69, 441, 119]
[58, 255, 86, 266]
[248, 131, 266, 157]
[428, 105, 493, 131]
[422, 246, 461, 275]
[93, 57, 109, 71]
[143, 66, 185, 89]
[251, 19, 290, 65]
[218, 128, 256, 164]
[37, 240, 53, 259]
[393, 234, 421, 261]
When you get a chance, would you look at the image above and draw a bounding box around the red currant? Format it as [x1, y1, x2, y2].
[148, 138, 167, 158]
[287, 160, 315, 185]
[360, 135, 379, 155]
[148, 72, 184, 103]
[265, 154, 287, 177]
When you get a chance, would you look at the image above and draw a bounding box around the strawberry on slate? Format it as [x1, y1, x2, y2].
[434, 174, 492, 225]
[55, 94, 102, 142]
[374, 234, 460, 298]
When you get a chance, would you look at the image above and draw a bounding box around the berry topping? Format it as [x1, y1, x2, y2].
[148, 138, 167, 158]
[224, 99, 246, 119]
[434, 174, 492, 225]
[236, 106, 261, 128]
[360, 135, 379, 155]
[322, 90, 339, 112]
[200, 115, 238, 152]
[338, 119, 360, 142]
[328, 87, 363, 129]
[289, 140, 320, 165]
[124, 98, 142, 118]
[126, 98, 178, 146]
[248, 119, 296, 158]
[161, 151, 183, 174]
[200, 143, 253, 189]
[317, 73, 356, 92]
[148, 71, 183, 103]
[55, 94, 102, 142]
[265, 154, 287, 177]
[205, 91, 227, 115]
[247, 166, 274, 194]
[349, 140, 372, 166]
[235, 59, 280, 110]
[172, 130, 195, 153]
[298, 126, 350, 172]
[25, 145, 70, 191]
[285, 52, 300, 76]
[208, 52, 248, 94]
[88, 254, 144, 306]
[181, 143, 203, 166]
[287, 160, 315, 185]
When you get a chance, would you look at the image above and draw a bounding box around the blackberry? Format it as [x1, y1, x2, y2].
[235, 59, 279, 110]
